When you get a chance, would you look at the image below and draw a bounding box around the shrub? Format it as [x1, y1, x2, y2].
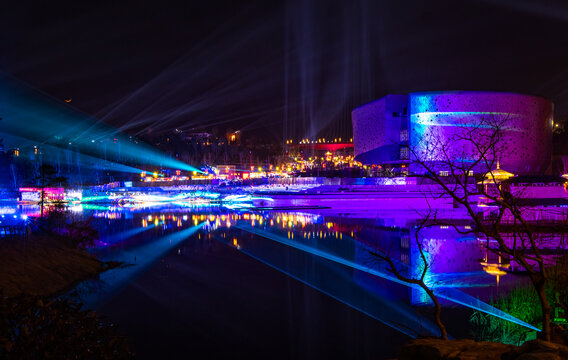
[0, 294, 135, 359]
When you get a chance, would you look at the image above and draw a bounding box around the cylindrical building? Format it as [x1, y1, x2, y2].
[352, 95, 409, 165]
[409, 91, 553, 175]
[352, 91, 553, 175]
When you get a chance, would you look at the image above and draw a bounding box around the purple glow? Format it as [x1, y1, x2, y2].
[352, 91, 553, 174]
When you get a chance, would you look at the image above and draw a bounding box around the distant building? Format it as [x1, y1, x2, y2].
[184, 132, 212, 143]
[226, 130, 241, 145]
[216, 165, 236, 179]
[352, 91, 553, 175]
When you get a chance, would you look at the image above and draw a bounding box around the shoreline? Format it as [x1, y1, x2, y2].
[0, 234, 121, 297]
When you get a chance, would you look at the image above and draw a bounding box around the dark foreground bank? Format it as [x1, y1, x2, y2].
[0, 232, 133, 359]
[395, 338, 568, 360]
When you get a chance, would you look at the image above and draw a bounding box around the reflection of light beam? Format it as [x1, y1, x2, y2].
[82, 196, 112, 203]
[101, 224, 156, 246]
[81, 222, 206, 308]
[235, 224, 540, 332]
[212, 233, 442, 338]
[81, 204, 112, 211]
[434, 287, 540, 331]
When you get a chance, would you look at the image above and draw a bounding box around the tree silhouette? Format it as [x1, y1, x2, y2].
[409, 113, 562, 341]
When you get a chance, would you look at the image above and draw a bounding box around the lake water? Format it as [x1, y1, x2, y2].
[6, 201, 543, 359]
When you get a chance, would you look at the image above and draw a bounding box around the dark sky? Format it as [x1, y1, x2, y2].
[2, 0, 568, 141]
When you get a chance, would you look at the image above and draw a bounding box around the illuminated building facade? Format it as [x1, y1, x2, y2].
[282, 139, 359, 177]
[352, 91, 553, 175]
[226, 130, 241, 145]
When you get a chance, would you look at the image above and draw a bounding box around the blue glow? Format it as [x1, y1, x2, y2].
[411, 112, 512, 127]
[221, 194, 274, 203]
[81, 195, 112, 203]
[81, 204, 113, 211]
[235, 224, 540, 332]
[80, 222, 206, 307]
[0, 72, 204, 173]
[0, 131, 148, 175]
[100, 224, 156, 246]
[194, 191, 221, 199]
[410, 112, 521, 133]
[213, 232, 443, 338]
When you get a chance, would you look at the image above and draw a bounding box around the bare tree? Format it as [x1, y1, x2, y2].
[409, 113, 560, 341]
[370, 209, 449, 339]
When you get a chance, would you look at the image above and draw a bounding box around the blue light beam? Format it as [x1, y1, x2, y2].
[235, 224, 541, 332]
[0, 72, 204, 173]
[213, 233, 443, 338]
[80, 222, 206, 307]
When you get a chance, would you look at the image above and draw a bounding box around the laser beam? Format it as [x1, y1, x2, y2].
[0, 71, 203, 173]
[235, 224, 541, 332]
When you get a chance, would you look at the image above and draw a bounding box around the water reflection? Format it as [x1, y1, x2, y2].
[6, 202, 555, 336]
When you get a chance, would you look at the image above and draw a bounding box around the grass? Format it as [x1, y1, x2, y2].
[470, 286, 549, 345]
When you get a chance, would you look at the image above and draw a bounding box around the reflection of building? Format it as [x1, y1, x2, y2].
[352, 91, 553, 175]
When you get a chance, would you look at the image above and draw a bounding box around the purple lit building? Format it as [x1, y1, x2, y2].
[352, 91, 553, 175]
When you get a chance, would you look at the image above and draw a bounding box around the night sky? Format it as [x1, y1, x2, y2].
[2, 0, 568, 141]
